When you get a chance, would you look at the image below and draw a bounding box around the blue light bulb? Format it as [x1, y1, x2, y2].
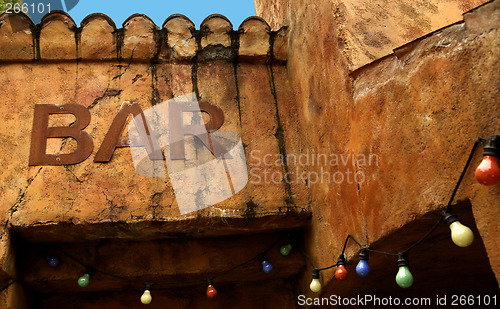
[262, 260, 273, 274]
[356, 259, 370, 277]
[356, 249, 370, 277]
[45, 255, 60, 267]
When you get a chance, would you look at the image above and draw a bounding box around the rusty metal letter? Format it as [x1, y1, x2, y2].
[94, 101, 163, 163]
[29, 104, 94, 166]
[169, 101, 227, 160]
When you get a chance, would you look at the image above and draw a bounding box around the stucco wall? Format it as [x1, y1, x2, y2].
[0, 12, 309, 239]
[0, 12, 308, 308]
[255, 0, 500, 299]
[0, 0, 499, 307]
[255, 0, 489, 70]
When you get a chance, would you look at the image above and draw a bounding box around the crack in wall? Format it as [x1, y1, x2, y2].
[113, 28, 125, 61]
[64, 166, 83, 183]
[8, 167, 43, 218]
[87, 87, 123, 110]
[74, 26, 82, 61]
[112, 53, 134, 81]
[230, 30, 243, 126]
[30, 23, 41, 61]
[149, 63, 161, 106]
[266, 64, 296, 210]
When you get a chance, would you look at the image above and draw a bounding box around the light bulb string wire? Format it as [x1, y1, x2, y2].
[446, 139, 481, 209]
[210, 234, 285, 281]
[298, 139, 479, 272]
[0, 279, 16, 293]
[0, 246, 51, 292]
[55, 247, 139, 284]
[46, 234, 287, 288]
[0, 139, 483, 292]
[402, 138, 479, 254]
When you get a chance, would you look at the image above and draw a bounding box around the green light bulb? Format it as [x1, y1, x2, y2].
[395, 266, 414, 288]
[78, 273, 90, 288]
[395, 254, 413, 288]
[280, 244, 292, 256]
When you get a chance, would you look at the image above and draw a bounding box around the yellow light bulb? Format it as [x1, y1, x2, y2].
[449, 221, 474, 247]
[442, 208, 474, 248]
[310, 278, 322, 292]
[141, 290, 152, 305]
[309, 268, 322, 292]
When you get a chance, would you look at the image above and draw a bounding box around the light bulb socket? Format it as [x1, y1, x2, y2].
[397, 253, 409, 267]
[257, 254, 266, 263]
[80, 268, 95, 279]
[206, 278, 214, 287]
[144, 282, 152, 290]
[359, 249, 369, 261]
[441, 207, 459, 226]
[288, 230, 302, 247]
[312, 268, 320, 279]
[481, 135, 500, 157]
[337, 254, 346, 266]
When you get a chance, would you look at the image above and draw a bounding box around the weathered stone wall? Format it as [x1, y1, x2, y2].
[255, 0, 500, 299]
[0, 12, 308, 238]
[255, 0, 489, 70]
[0, 11, 307, 308]
[0, 0, 499, 307]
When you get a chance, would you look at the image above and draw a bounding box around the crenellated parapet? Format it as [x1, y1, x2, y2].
[0, 11, 288, 63]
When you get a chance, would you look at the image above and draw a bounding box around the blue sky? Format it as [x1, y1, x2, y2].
[68, 0, 255, 29]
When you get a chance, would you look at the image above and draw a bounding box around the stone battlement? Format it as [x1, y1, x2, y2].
[0, 11, 288, 62]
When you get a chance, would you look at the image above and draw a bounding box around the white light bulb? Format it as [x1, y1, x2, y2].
[310, 278, 322, 293]
[141, 290, 152, 305]
[442, 208, 474, 248]
[449, 221, 474, 247]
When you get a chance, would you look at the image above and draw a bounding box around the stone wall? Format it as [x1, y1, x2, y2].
[255, 0, 499, 300]
[0, 11, 308, 308]
[0, 0, 499, 307]
[255, 0, 489, 70]
[0, 11, 309, 238]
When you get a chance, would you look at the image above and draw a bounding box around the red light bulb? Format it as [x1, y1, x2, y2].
[206, 284, 217, 299]
[335, 254, 348, 281]
[476, 135, 500, 186]
[475, 155, 500, 185]
[335, 265, 348, 280]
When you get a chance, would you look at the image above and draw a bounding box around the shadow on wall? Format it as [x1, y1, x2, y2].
[320, 200, 499, 303]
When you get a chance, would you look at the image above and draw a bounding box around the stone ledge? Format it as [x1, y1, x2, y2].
[0, 11, 288, 63]
[11, 212, 311, 242]
[350, 0, 499, 79]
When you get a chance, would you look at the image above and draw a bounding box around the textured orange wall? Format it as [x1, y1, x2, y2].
[0, 0, 499, 307]
[255, 0, 500, 299]
[0, 13, 308, 241]
[0, 12, 307, 308]
[255, 0, 489, 70]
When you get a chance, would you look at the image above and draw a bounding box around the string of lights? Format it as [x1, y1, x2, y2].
[0, 135, 498, 304]
[279, 135, 499, 293]
[0, 232, 287, 303]
[49, 233, 286, 304]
